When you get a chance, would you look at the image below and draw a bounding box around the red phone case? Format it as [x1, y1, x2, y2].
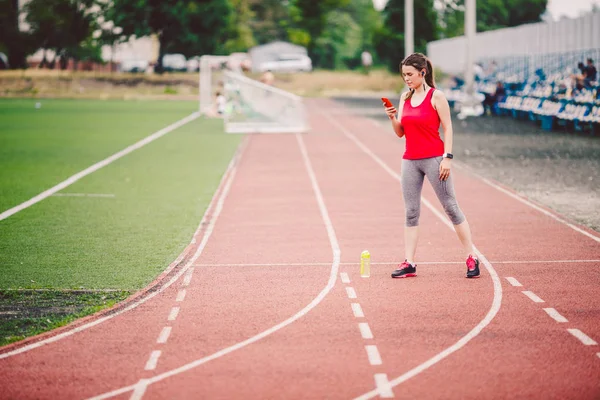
[381, 97, 393, 108]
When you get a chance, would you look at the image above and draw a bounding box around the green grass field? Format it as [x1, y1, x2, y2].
[0, 99, 241, 345]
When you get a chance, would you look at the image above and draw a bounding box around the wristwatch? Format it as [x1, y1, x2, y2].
[443, 152, 454, 159]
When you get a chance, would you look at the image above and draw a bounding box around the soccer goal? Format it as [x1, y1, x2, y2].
[199, 55, 308, 134]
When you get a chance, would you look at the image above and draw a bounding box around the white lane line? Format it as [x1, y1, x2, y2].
[346, 287, 357, 299]
[52, 193, 116, 198]
[144, 351, 161, 371]
[340, 272, 350, 283]
[543, 308, 568, 323]
[192, 259, 600, 267]
[567, 329, 598, 346]
[522, 291, 545, 303]
[0, 112, 200, 222]
[0, 136, 247, 361]
[596, 352, 600, 359]
[505, 277, 523, 287]
[167, 307, 180, 322]
[157, 327, 172, 344]
[451, 162, 600, 244]
[322, 111, 503, 400]
[129, 379, 149, 400]
[88, 133, 343, 400]
[182, 268, 194, 287]
[176, 289, 186, 302]
[365, 345, 382, 365]
[359, 323, 374, 339]
[374, 374, 394, 398]
[351, 303, 365, 318]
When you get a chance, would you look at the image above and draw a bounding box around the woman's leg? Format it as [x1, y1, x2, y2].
[400, 159, 425, 264]
[424, 157, 475, 258]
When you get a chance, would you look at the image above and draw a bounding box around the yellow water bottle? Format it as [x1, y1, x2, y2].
[360, 250, 371, 278]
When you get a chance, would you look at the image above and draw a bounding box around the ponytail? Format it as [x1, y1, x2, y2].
[425, 58, 436, 89]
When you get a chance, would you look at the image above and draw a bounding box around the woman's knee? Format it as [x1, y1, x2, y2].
[405, 207, 420, 227]
[443, 202, 465, 225]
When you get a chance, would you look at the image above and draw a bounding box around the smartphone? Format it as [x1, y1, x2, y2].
[381, 97, 394, 108]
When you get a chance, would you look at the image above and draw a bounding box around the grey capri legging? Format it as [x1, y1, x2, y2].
[401, 156, 466, 227]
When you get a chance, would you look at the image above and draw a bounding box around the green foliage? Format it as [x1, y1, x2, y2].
[313, 11, 362, 69]
[107, 0, 234, 67]
[223, 0, 257, 53]
[24, 0, 98, 68]
[438, 0, 549, 38]
[289, 0, 351, 61]
[248, 0, 291, 44]
[374, 0, 439, 73]
[0, 0, 35, 68]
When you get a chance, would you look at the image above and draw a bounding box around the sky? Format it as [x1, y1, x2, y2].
[372, 0, 599, 20]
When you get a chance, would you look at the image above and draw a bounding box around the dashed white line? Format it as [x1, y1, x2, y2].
[346, 287, 357, 299]
[567, 329, 598, 346]
[351, 303, 364, 318]
[176, 289, 186, 302]
[542, 308, 568, 323]
[522, 291, 545, 303]
[168, 307, 180, 322]
[505, 277, 522, 287]
[182, 268, 194, 287]
[374, 374, 394, 398]
[359, 323, 374, 339]
[365, 345, 382, 365]
[144, 351, 161, 371]
[157, 327, 172, 344]
[340, 272, 350, 283]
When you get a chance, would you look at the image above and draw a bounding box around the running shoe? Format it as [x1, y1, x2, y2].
[466, 255, 480, 278]
[391, 260, 417, 278]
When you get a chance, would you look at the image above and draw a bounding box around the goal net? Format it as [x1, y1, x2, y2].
[199, 55, 308, 134]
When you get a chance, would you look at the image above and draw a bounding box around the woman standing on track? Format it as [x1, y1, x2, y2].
[383, 52, 480, 279]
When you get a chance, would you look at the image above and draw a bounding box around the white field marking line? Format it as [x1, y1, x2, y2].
[346, 287, 357, 299]
[89, 132, 343, 400]
[567, 329, 598, 346]
[351, 303, 365, 318]
[452, 163, 600, 244]
[175, 289, 186, 302]
[182, 268, 194, 287]
[52, 193, 116, 198]
[192, 259, 600, 267]
[0, 112, 200, 222]
[144, 351, 161, 371]
[156, 327, 172, 344]
[365, 345, 382, 365]
[340, 272, 350, 283]
[505, 277, 523, 287]
[542, 308, 568, 323]
[0, 135, 247, 361]
[522, 291, 545, 303]
[321, 112, 503, 400]
[167, 307, 180, 322]
[374, 374, 394, 399]
[359, 323, 374, 339]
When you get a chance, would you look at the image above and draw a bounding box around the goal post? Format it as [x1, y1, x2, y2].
[199, 54, 308, 134]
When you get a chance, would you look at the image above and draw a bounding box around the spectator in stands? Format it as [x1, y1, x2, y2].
[260, 70, 275, 86]
[571, 62, 587, 92]
[483, 81, 506, 115]
[584, 58, 597, 88]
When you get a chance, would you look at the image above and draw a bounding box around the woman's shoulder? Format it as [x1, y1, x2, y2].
[431, 88, 446, 99]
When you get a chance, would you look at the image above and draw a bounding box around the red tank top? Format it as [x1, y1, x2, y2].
[400, 88, 444, 160]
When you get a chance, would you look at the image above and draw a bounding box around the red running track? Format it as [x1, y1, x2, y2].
[1, 99, 599, 400]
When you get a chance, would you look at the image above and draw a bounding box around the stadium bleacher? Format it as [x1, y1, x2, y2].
[445, 49, 600, 134]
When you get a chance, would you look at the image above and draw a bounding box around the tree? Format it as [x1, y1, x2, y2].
[374, 0, 439, 72]
[0, 0, 35, 68]
[288, 0, 351, 63]
[248, 0, 291, 44]
[438, 0, 548, 38]
[106, 0, 234, 71]
[313, 11, 362, 69]
[223, 0, 256, 53]
[24, 0, 97, 69]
